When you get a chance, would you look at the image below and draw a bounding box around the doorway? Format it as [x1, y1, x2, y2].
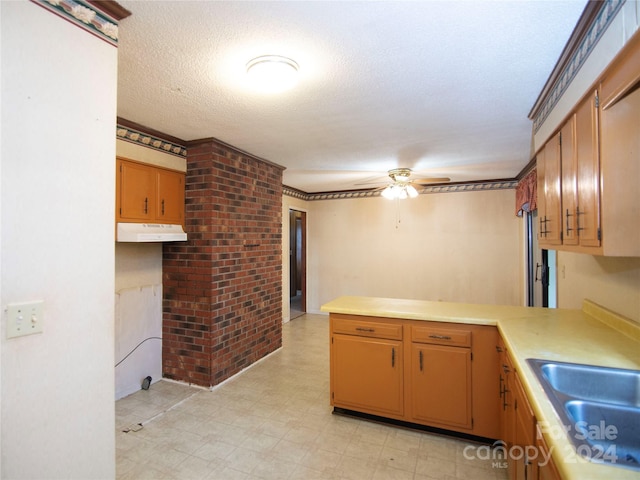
[289, 209, 306, 319]
[527, 210, 557, 308]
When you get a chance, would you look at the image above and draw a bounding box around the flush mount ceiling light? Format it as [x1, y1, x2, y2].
[246, 55, 299, 93]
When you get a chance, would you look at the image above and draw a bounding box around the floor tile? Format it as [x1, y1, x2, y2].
[116, 314, 508, 480]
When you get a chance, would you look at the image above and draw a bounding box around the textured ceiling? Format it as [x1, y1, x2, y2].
[116, 1, 587, 193]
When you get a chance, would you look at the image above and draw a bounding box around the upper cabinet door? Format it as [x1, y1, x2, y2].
[539, 133, 562, 246]
[156, 169, 184, 224]
[574, 90, 601, 248]
[560, 116, 578, 246]
[118, 160, 155, 222]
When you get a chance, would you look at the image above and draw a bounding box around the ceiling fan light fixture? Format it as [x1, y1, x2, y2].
[381, 168, 421, 200]
[406, 184, 419, 198]
[246, 55, 299, 93]
[381, 183, 419, 200]
[381, 184, 397, 199]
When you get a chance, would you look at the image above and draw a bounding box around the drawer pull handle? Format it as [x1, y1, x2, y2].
[428, 334, 452, 340]
[355, 327, 375, 333]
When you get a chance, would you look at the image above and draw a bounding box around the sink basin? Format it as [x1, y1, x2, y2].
[536, 361, 640, 407]
[527, 359, 640, 471]
[565, 400, 640, 466]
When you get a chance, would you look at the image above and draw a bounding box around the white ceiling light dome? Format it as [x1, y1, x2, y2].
[246, 55, 299, 93]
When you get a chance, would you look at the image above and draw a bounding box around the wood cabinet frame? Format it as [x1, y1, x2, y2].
[329, 313, 499, 439]
[536, 30, 640, 256]
[116, 157, 185, 227]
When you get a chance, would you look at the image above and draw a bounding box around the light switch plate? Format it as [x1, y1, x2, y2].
[7, 301, 44, 338]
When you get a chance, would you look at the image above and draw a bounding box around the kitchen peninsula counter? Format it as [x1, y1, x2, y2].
[321, 296, 640, 480]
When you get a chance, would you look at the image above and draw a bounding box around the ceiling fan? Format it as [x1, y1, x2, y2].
[371, 168, 450, 199]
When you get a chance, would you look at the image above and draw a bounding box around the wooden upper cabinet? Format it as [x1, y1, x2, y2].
[116, 157, 185, 226]
[536, 30, 640, 256]
[538, 133, 562, 246]
[598, 31, 640, 256]
[118, 160, 155, 222]
[574, 90, 601, 248]
[156, 168, 184, 224]
[559, 91, 601, 249]
[560, 116, 578, 246]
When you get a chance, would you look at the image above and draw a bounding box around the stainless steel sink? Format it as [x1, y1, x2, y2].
[527, 359, 640, 471]
[536, 361, 640, 407]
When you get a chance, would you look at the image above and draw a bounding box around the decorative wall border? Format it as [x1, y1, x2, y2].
[531, 0, 624, 132]
[116, 123, 187, 158]
[284, 180, 517, 201]
[31, 0, 130, 46]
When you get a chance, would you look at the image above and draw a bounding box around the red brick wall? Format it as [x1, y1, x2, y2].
[163, 138, 283, 387]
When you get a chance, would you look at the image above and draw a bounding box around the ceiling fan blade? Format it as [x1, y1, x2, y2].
[354, 177, 389, 186]
[411, 177, 451, 185]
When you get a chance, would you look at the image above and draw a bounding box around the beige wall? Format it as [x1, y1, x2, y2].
[558, 254, 640, 323]
[285, 188, 523, 314]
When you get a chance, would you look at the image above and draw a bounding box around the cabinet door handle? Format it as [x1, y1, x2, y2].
[565, 208, 573, 233]
[576, 206, 585, 234]
[499, 374, 504, 398]
[496, 345, 503, 353]
[161, 199, 165, 215]
[355, 327, 375, 333]
[144, 197, 148, 214]
[502, 389, 510, 410]
[428, 334, 452, 340]
[391, 347, 395, 368]
[419, 350, 423, 372]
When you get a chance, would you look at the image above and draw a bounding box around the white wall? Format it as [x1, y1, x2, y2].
[115, 243, 163, 399]
[1, 2, 117, 478]
[292, 188, 522, 313]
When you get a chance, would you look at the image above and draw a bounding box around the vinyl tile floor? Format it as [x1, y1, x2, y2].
[116, 314, 508, 480]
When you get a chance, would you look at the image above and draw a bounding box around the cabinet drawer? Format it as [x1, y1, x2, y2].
[412, 325, 471, 347]
[332, 316, 402, 340]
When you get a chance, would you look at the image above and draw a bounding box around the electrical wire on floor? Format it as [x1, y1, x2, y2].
[115, 337, 162, 368]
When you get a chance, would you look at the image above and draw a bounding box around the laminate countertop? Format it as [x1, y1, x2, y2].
[321, 296, 640, 480]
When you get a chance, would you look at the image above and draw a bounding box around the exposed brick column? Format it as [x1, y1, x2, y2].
[163, 138, 284, 387]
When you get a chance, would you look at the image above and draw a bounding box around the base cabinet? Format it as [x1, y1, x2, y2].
[330, 313, 498, 439]
[536, 425, 562, 480]
[498, 337, 561, 480]
[410, 338, 472, 429]
[331, 333, 403, 417]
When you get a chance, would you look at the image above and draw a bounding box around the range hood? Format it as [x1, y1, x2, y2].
[117, 223, 187, 242]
